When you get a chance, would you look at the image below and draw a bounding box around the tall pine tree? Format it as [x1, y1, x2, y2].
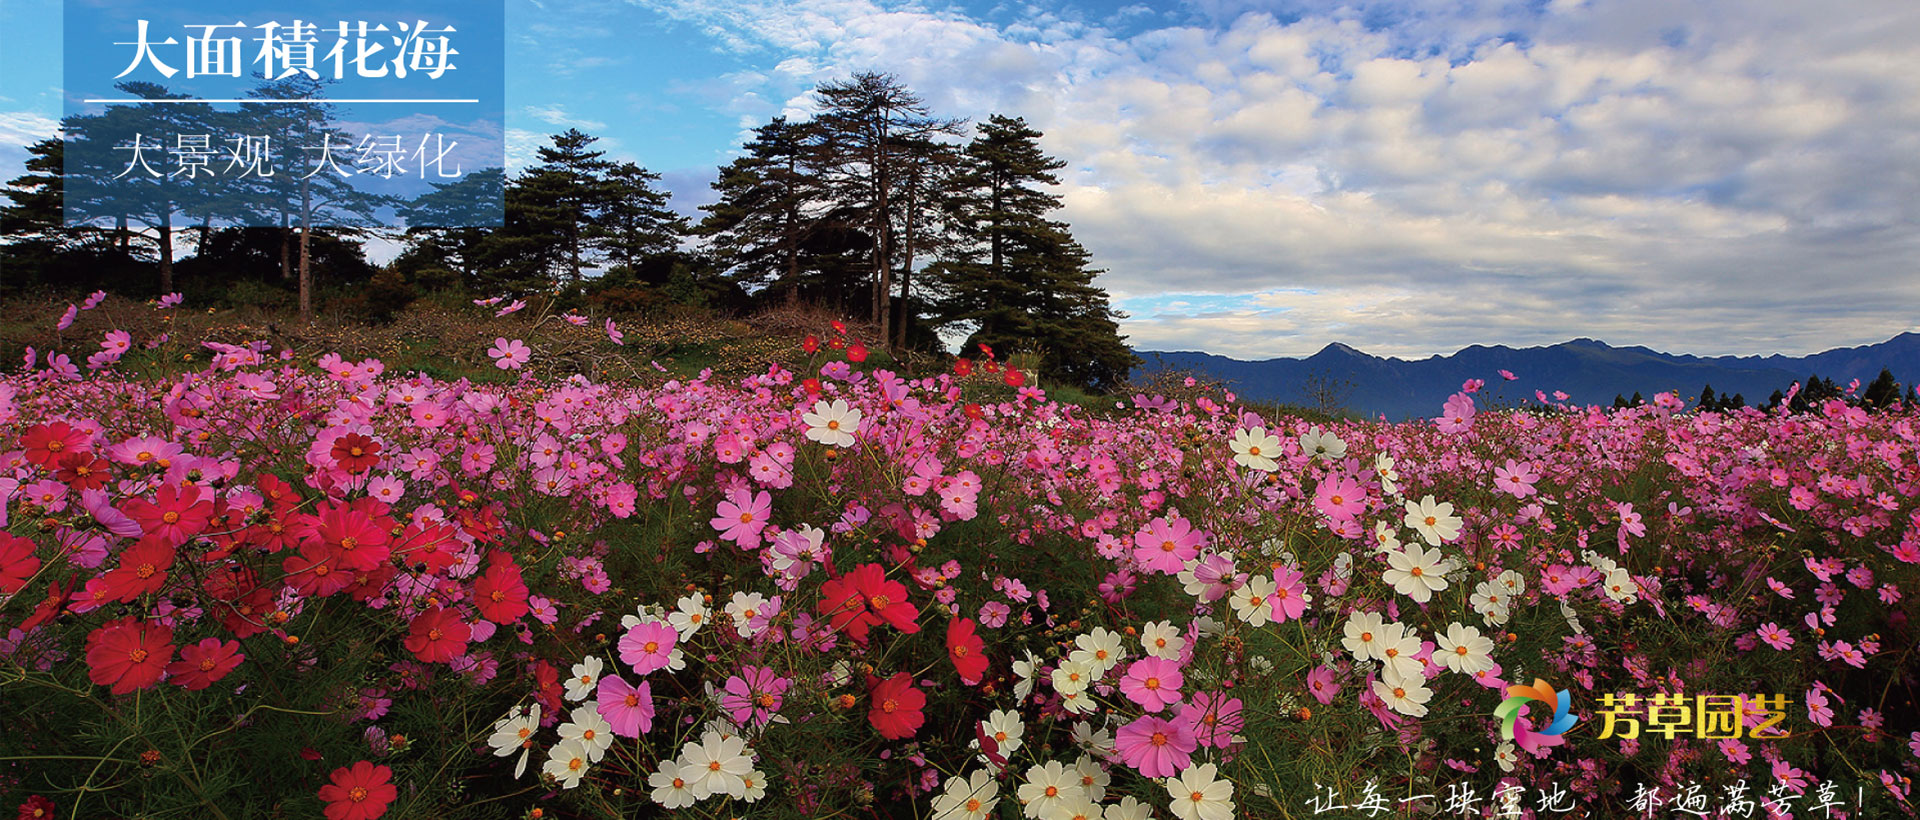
[932, 114, 1138, 391]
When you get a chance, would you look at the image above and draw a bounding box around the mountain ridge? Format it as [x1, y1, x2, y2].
[1140, 333, 1920, 420]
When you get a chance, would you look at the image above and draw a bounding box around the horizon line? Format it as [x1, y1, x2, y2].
[82, 99, 480, 104]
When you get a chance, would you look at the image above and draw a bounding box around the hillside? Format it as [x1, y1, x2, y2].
[1145, 333, 1920, 419]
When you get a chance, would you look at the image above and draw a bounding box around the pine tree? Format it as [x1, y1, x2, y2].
[932, 114, 1139, 391]
[596, 161, 687, 275]
[700, 117, 841, 303]
[810, 73, 966, 345]
[515, 128, 616, 287]
[1861, 367, 1901, 409]
[1699, 384, 1717, 412]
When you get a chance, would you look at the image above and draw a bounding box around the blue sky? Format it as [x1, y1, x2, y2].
[5, 0, 1919, 359]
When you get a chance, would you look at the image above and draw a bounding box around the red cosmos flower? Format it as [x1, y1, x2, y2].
[866, 672, 926, 740]
[963, 403, 984, 420]
[391, 522, 459, 575]
[802, 334, 820, 353]
[402, 606, 470, 664]
[847, 343, 869, 363]
[257, 472, 301, 511]
[165, 638, 245, 691]
[53, 451, 111, 491]
[16, 795, 55, 820]
[204, 566, 274, 638]
[84, 617, 174, 695]
[303, 501, 394, 573]
[953, 359, 973, 377]
[317, 760, 398, 820]
[831, 319, 848, 335]
[818, 563, 921, 644]
[947, 617, 989, 686]
[472, 554, 530, 623]
[802, 378, 823, 395]
[103, 537, 176, 602]
[282, 540, 353, 598]
[533, 660, 563, 718]
[18, 578, 74, 634]
[0, 534, 41, 595]
[19, 421, 87, 469]
[330, 433, 382, 474]
[121, 482, 214, 547]
[1003, 368, 1026, 387]
[977, 342, 995, 360]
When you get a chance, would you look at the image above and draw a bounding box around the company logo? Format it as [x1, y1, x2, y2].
[1495, 678, 1577, 740]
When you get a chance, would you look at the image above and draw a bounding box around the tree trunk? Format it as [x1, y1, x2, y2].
[279, 212, 292, 281]
[299, 178, 313, 323]
[158, 206, 174, 294]
[896, 170, 915, 351]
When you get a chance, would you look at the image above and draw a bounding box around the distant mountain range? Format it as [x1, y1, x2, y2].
[1141, 333, 1920, 421]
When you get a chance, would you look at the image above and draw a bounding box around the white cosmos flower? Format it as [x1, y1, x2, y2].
[975, 709, 1026, 763]
[1013, 650, 1038, 701]
[741, 769, 769, 802]
[933, 769, 999, 820]
[1229, 575, 1277, 627]
[1374, 453, 1400, 495]
[1299, 427, 1347, 460]
[1051, 660, 1095, 695]
[1373, 676, 1433, 717]
[1140, 620, 1186, 661]
[1404, 495, 1462, 545]
[1072, 720, 1116, 758]
[1165, 762, 1236, 820]
[1229, 426, 1281, 472]
[1383, 544, 1450, 603]
[669, 594, 710, 639]
[1069, 628, 1126, 673]
[543, 738, 593, 789]
[803, 398, 862, 447]
[1342, 611, 1389, 662]
[648, 760, 699, 809]
[1106, 796, 1154, 820]
[679, 730, 754, 799]
[1433, 622, 1496, 675]
[1495, 741, 1519, 772]
[558, 704, 615, 762]
[1374, 624, 1424, 683]
[1017, 761, 1086, 820]
[564, 655, 603, 702]
[1073, 754, 1110, 802]
[487, 703, 540, 779]
[1602, 567, 1640, 603]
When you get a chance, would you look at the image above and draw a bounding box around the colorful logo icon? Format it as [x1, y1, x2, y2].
[1495, 678, 1577, 740]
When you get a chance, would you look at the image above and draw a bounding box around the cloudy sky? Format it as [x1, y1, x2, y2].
[4, 0, 1918, 359]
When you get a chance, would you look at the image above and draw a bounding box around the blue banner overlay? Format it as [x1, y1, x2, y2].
[62, 0, 504, 229]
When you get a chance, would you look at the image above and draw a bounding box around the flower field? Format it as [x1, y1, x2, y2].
[3, 314, 1919, 819]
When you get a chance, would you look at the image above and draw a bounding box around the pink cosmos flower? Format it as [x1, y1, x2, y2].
[487, 338, 531, 369]
[606, 319, 624, 345]
[1119, 656, 1184, 712]
[1755, 623, 1793, 651]
[1306, 665, 1340, 705]
[596, 674, 653, 737]
[1805, 687, 1833, 727]
[1493, 460, 1538, 498]
[721, 665, 790, 727]
[617, 620, 677, 675]
[1313, 475, 1366, 521]
[1177, 691, 1244, 748]
[711, 488, 772, 548]
[1132, 516, 1205, 575]
[494, 299, 525, 316]
[1270, 566, 1309, 622]
[1115, 714, 1196, 778]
